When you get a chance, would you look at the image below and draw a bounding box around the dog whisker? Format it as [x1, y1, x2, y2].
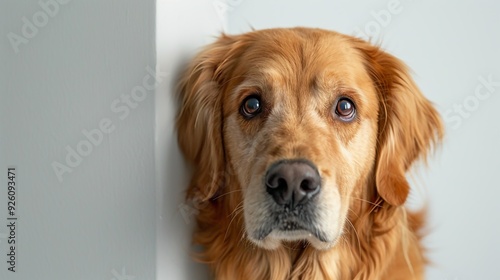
[340, 195, 380, 208]
[347, 208, 360, 220]
[224, 202, 245, 242]
[212, 189, 243, 201]
[345, 217, 362, 254]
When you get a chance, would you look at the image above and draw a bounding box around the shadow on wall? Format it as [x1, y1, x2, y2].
[161, 53, 211, 280]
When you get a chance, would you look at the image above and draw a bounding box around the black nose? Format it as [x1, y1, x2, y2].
[265, 160, 321, 208]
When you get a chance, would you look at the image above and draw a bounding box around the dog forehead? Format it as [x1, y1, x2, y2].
[231, 30, 369, 91]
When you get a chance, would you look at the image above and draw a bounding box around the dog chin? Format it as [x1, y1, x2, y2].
[248, 229, 337, 251]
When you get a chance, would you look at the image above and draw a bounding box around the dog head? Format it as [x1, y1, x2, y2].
[177, 28, 442, 250]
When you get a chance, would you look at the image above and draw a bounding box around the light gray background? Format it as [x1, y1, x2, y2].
[1, 0, 156, 279]
[1, 0, 499, 280]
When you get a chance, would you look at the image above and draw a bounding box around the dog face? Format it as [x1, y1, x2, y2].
[177, 28, 442, 251]
[223, 34, 380, 250]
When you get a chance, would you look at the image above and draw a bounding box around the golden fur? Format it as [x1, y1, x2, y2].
[176, 27, 443, 280]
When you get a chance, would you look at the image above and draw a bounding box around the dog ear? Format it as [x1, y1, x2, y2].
[354, 40, 444, 206]
[176, 35, 242, 201]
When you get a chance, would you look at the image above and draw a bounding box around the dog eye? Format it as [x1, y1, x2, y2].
[335, 98, 356, 121]
[240, 96, 262, 118]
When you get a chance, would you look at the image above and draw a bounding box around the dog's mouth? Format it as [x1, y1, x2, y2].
[256, 220, 328, 243]
[253, 208, 330, 245]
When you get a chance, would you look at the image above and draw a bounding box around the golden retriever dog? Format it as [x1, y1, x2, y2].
[176, 27, 443, 280]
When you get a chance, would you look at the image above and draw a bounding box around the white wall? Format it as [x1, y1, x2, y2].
[227, 0, 500, 279]
[1, 1, 156, 279]
[156, 1, 223, 280]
